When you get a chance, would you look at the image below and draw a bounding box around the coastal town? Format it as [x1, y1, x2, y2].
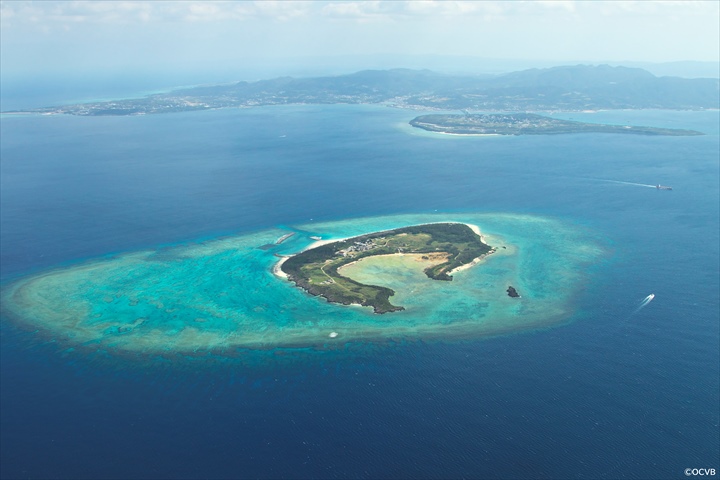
[7, 66, 717, 117]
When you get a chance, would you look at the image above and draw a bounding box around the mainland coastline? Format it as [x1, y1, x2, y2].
[5, 66, 717, 117]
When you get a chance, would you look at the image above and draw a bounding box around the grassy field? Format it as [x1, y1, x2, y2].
[281, 223, 493, 313]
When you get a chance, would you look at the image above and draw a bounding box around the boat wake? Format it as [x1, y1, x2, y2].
[597, 179, 657, 188]
[632, 293, 655, 314]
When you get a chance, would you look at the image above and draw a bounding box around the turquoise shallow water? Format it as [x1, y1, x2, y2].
[1, 213, 604, 352]
[0, 102, 717, 479]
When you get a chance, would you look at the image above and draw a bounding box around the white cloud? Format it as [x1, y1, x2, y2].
[0, 1, 319, 27]
[534, 1, 576, 13]
[1, 0, 717, 74]
[3, 0, 717, 28]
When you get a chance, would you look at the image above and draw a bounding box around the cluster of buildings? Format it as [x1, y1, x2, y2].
[338, 239, 378, 257]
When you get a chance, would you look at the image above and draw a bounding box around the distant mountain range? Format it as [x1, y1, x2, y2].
[10, 65, 719, 116]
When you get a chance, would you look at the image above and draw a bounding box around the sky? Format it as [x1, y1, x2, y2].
[1, 0, 719, 80]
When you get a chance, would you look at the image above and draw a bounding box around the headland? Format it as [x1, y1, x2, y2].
[410, 113, 704, 136]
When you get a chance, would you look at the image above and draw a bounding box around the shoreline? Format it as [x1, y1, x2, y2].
[272, 256, 290, 279]
[272, 222, 491, 280]
[448, 248, 497, 274]
[434, 131, 502, 137]
[0, 213, 600, 354]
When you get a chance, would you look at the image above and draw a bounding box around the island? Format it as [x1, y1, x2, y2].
[409, 113, 704, 136]
[507, 286, 521, 298]
[279, 223, 494, 314]
[0, 213, 606, 352]
[4, 65, 718, 116]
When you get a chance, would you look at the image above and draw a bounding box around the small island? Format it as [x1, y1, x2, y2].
[409, 113, 704, 136]
[0, 213, 605, 352]
[280, 223, 494, 314]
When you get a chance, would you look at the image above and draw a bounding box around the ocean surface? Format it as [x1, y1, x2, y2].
[0, 82, 718, 479]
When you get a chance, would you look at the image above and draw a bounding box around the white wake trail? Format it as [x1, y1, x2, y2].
[632, 294, 655, 314]
[598, 179, 657, 188]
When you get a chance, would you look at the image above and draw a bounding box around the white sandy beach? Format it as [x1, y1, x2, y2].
[272, 256, 290, 279]
[448, 249, 496, 274]
[272, 222, 492, 279]
[437, 132, 502, 137]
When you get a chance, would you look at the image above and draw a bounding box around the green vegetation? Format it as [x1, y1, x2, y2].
[410, 113, 704, 136]
[8, 65, 718, 116]
[281, 223, 493, 313]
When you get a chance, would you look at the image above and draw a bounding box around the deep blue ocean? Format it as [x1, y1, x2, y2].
[0, 79, 718, 479]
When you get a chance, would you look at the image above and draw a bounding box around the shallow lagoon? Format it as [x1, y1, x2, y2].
[1, 212, 604, 353]
[1, 103, 717, 479]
